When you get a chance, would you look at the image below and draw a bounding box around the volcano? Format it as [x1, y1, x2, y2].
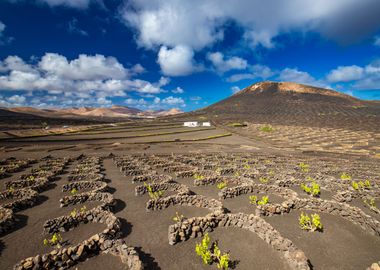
[190, 81, 380, 132]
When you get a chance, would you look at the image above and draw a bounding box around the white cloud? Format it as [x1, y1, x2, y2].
[39, 53, 127, 80]
[172, 87, 184, 94]
[0, 53, 169, 95]
[0, 21, 5, 36]
[326, 65, 364, 83]
[38, 0, 91, 9]
[157, 45, 198, 76]
[8, 94, 26, 104]
[374, 36, 380, 47]
[124, 95, 186, 110]
[0, 21, 13, 45]
[207, 52, 247, 74]
[323, 60, 380, 89]
[0, 94, 26, 107]
[96, 97, 112, 106]
[122, 0, 380, 52]
[125, 98, 148, 106]
[278, 68, 323, 86]
[231, 86, 240, 94]
[227, 64, 274, 82]
[161, 96, 185, 106]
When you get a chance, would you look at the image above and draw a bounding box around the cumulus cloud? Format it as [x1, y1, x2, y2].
[157, 45, 199, 76]
[374, 36, 380, 47]
[207, 52, 247, 74]
[327, 65, 364, 83]
[0, 22, 5, 36]
[0, 21, 13, 45]
[0, 53, 168, 95]
[124, 95, 185, 109]
[8, 0, 93, 9]
[227, 64, 274, 82]
[0, 94, 26, 107]
[122, 0, 380, 52]
[172, 87, 184, 94]
[278, 68, 323, 86]
[323, 60, 380, 89]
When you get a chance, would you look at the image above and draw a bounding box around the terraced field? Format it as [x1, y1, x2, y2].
[1, 150, 379, 270]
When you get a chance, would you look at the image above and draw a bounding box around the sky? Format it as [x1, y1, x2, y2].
[0, 0, 380, 112]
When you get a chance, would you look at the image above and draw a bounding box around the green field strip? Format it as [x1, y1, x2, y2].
[65, 125, 184, 135]
[119, 132, 232, 144]
[3, 127, 216, 142]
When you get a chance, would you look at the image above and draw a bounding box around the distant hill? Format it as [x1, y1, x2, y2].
[5, 105, 183, 119]
[176, 81, 380, 132]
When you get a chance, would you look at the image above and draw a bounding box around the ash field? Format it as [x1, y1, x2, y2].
[0, 82, 380, 270]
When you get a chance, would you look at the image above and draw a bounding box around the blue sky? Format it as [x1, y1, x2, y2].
[0, 0, 380, 111]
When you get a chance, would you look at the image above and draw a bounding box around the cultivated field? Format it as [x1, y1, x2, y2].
[0, 119, 379, 270]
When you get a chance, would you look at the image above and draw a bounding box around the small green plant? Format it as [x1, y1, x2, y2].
[173, 212, 185, 222]
[299, 162, 310, 173]
[299, 212, 323, 232]
[80, 206, 87, 213]
[340, 172, 351, 181]
[243, 164, 251, 170]
[195, 233, 213, 265]
[194, 174, 205, 181]
[259, 177, 268, 184]
[249, 195, 258, 204]
[257, 196, 269, 206]
[249, 195, 269, 205]
[43, 233, 63, 247]
[217, 181, 227, 190]
[70, 209, 78, 218]
[213, 245, 230, 270]
[26, 175, 35, 181]
[364, 180, 371, 188]
[301, 181, 320, 197]
[352, 180, 370, 191]
[8, 186, 15, 193]
[260, 125, 274, 132]
[70, 188, 78, 195]
[144, 182, 163, 200]
[351, 181, 359, 190]
[195, 233, 230, 269]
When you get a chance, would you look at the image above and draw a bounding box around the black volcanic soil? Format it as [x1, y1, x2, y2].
[0, 85, 379, 269]
[265, 210, 380, 270]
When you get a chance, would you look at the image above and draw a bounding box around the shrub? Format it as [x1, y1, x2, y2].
[301, 181, 320, 197]
[249, 195, 258, 205]
[173, 212, 185, 222]
[259, 177, 268, 184]
[144, 182, 163, 200]
[43, 233, 62, 247]
[299, 212, 323, 232]
[249, 195, 269, 205]
[260, 125, 274, 132]
[340, 172, 351, 181]
[70, 188, 78, 195]
[194, 174, 205, 181]
[299, 162, 310, 172]
[217, 182, 227, 190]
[195, 233, 213, 265]
[195, 233, 230, 269]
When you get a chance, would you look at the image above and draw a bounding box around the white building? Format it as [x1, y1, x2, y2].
[202, 122, 211, 127]
[183, 121, 198, 127]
